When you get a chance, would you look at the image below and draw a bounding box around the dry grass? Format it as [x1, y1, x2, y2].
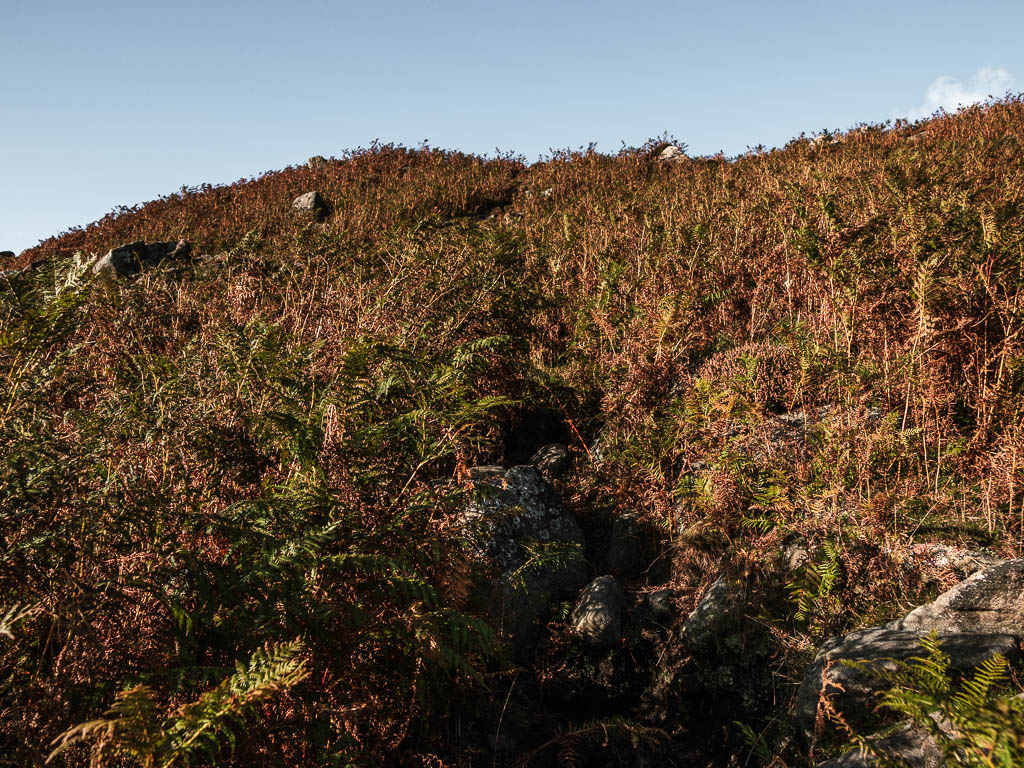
[3, 100, 1024, 766]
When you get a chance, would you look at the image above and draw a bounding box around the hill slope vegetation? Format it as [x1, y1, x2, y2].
[3, 100, 1024, 766]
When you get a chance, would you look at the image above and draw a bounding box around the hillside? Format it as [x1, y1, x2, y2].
[3, 100, 1024, 767]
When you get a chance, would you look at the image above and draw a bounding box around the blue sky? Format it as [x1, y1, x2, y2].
[2, 0, 1022, 254]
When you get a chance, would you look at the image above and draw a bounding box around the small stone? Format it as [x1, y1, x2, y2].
[572, 575, 626, 647]
[292, 191, 329, 218]
[530, 443, 571, 480]
[645, 588, 674, 620]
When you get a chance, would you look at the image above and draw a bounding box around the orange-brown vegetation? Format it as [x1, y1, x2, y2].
[3, 99, 1024, 766]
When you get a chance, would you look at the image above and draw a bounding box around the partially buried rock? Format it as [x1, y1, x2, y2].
[572, 575, 626, 647]
[92, 239, 190, 279]
[307, 155, 328, 169]
[530, 443, 572, 480]
[292, 191, 329, 219]
[645, 588, 674, 620]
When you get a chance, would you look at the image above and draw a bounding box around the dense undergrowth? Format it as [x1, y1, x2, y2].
[3, 98, 1024, 766]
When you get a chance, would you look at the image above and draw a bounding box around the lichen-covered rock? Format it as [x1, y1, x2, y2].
[678, 575, 773, 712]
[903, 543, 1000, 582]
[796, 559, 1024, 733]
[893, 558, 1024, 634]
[307, 155, 328, 169]
[464, 465, 583, 571]
[463, 465, 585, 651]
[92, 240, 190, 279]
[572, 575, 626, 647]
[780, 539, 811, 573]
[530, 443, 572, 480]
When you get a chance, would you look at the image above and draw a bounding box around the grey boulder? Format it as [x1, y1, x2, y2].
[681, 577, 745, 653]
[292, 190, 329, 218]
[796, 627, 1020, 731]
[678, 575, 774, 709]
[572, 575, 626, 647]
[93, 240, 190, 279]
[658, 145, 687, 162]
[796, 559, 1024, 733]
[894, 557, 1024, 634]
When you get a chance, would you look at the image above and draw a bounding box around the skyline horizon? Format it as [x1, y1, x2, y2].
[3, 0, 1023, 254]
[7, 93, 1017, 256]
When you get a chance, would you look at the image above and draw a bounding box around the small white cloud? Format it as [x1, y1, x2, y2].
[906, 67, 1015, 120]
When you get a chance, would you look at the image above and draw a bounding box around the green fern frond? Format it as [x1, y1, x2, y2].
[49, 641, 308, 768]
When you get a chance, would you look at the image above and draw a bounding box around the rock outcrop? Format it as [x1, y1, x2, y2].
[462, 463, 585, 651]
[571, 575, 626, 647]
[92, 240, 190, 279]
[796, 559, 1024, 734]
